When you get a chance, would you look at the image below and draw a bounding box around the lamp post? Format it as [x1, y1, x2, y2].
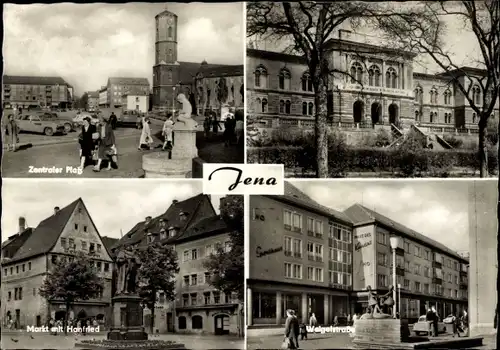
[389, 236, 399, 318]
[172, 86, 176, 114]
[397, 283, 401, 319]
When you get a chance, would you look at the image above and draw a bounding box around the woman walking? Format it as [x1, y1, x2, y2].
[78, 117, 97, 170]
[138, 116, 153, 150]
[5, 114, 19, 152]
[94, 115, 118, 172]
[283, 309, 300, 349]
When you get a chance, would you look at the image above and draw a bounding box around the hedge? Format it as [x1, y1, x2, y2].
[247, 146, 498, 177]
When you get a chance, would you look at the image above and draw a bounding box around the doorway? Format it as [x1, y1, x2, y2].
[352, 100, 364, 124]
[36, 315, 42, 327]
[55, 310, 66, 321]
[371, 102, 381, 125]
[389, 103, 399, 126]
[214, 314, 230, 335]
[167, 312, 174, 332]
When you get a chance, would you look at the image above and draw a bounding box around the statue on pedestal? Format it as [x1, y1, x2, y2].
[360, 285, 394, 319]
[175, 93, 198, 130]
[115, 245, 141, 295]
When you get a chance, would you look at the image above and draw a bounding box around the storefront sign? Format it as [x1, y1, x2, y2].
[353, 229, 375, 289]
[355, 240, 372, 251]
[256, 246, 283, 258]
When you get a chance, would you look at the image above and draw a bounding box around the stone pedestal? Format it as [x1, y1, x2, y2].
[107, 294, 147, 341]
[142, 125, 198, 178]
[354, 318, 409, 344]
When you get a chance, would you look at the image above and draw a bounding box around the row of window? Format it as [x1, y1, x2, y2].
[181, 291, 235, 306]
[51, 254, 110, 272]
[415, 111, 454, 124]
[283, 210, 353, 242]
[178, 315, 203, 330]
[253, 66, 313, 92]
[278, 99, 315, 116]
[182, 272, 212, 287]
[112, 85, 148, 91]
[379, 274, 466, 299]
[6, 285, 104, 301]
[182, 241, 231, 262]
[60, 236, 101, 253]
[350, 63, 400, 89]
[4, 262, 32, 276]
[284, 262, 352, 287]
[283, 238, 352, 264]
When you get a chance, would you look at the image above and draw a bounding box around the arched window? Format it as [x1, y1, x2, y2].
[192, 315, 203, 329]
[368, 65, 381, 86]
[168, 27, 173, 38]
[414, 86, 423, 103]
[254, 65, 268, 88]
[255, 98, 261, 113]
[350, 62, 363, 84]
[178, 316, 186, 329]
[301, 72, 313, 92]
[308, 102, 314, 116]
[415, 110, 419, 121]
[302, 102, 307, 115]
[444, 90, 452, 105]
[430, 88, 438, 104]
[285, 100, 291, 114]
[279, 69, 291, 90]
[279, 100, 285, 114]
[386, 67, 397, 88]
[472, 85, 481, 105]
[472, 113, 476, 123]
[261, 98, 268, 113]
[430, 112, 434, 123]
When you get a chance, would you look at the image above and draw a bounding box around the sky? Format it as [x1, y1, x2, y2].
[248, 1, 483, 74]
[3, 2, 244, 96]
[289, 180, 497, 255]
[2, 179, 222, 241]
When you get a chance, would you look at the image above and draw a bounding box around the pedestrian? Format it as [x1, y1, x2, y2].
[452, 313, 461, 338]
[5, 114, 19, 152]
[347, 314, 351, 326]
[94, 115, 118, 172]
[162, 113, 175, 156]
[138, 116, 153, 150]
[333, 315, 339, 327]
[299, 322, 308, 340]
[350, 313, 359, 337]
[283, 309, 299, 349]
[235, 110, 244, 145]
[109, 112, 117, 129]
[211, 112, 220, 135]
[204, 115, 211, 138]
[309, 313, 317, 327]
[78, 117, 97, 170]
[431, 306, 439, 337]
[223, 116, 232, 147]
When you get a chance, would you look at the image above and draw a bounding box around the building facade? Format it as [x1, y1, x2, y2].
[106, 77, 150, 108]
[247, 35, 499, 134]
[87, 91, 99, 112]
[468, 180, 497, 336]
[121, 90, 149, 113]
[152, 9, 243, 114]
[1, 199, 114, 328]
[248, 182, 469, 327]
[2, 75, 73, 110]
[99, 87, 108, 107]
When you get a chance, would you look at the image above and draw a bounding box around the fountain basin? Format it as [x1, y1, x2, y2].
[75, 339, 186, 350]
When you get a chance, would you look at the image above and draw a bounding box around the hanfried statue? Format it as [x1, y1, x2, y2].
[360, 285, 394, 319]
[115, 245, 141, 295]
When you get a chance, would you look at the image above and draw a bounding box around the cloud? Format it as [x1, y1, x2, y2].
[2, 180, 223, 241]
[289, 180, 482, 253]
[3, 3, 243, 95]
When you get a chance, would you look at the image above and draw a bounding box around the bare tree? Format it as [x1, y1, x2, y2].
[247, 1, 376, 177]
[373, 0, 499, 177]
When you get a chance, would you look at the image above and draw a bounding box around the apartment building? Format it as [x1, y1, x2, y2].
[121, 87, 149, 113]
[1, 199, 114, 328]
[106, 77, 150, 108]
[99, 86, 108, 107]
[87, 91, 99, 111]
[248, 182, 354, 326]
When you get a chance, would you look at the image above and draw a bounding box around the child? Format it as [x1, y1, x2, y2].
[162, 114, 175, 156]
[299, 322, 308, 340]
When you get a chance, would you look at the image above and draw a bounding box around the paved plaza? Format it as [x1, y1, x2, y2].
[1, 331, 245, 349]
[247, 332, 354, 349]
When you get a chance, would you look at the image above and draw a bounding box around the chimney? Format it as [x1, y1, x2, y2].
[172, 199, 179, 205]
[54, 207, 60, 215]
[18, 217, 26, 233]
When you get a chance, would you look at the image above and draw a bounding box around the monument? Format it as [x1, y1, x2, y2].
[76, 245, 185, 349]
[143, 93, 198, 178]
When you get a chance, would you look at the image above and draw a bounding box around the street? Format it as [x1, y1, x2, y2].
[247, 333, 354, 349]
[2, 120, 243, 178]
[1, 331, 245, 349]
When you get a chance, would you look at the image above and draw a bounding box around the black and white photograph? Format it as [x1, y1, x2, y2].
[2, 2, 244, 178]
[1, 180, 244, 349]
[246, 1, 499, 178]
[247, 180, 496, 349]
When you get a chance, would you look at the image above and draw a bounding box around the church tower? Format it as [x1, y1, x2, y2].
[153, 8, 181, 112]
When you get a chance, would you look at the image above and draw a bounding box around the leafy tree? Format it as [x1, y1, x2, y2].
[79, 92, 89, 110]
[203, 195, 244, 300]
[39, 252, 103, 335]
[373, 0, 499, 177]
[136, 243, 179, 334]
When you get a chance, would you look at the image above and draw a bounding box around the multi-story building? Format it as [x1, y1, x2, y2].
[248, 182, 469, 326]
[99, 86, 108, 107]
[121, 87, 149, 113]
[248, 182, 354, 326]
[152, 9, 243, 113]
[2, 75, 74, 110]
[112, 194, 242, 335]
[247, 32, 499, 135]
[1, 199, 115, 328]
[86, 91, 99, 112]
[106, 77, 150, 108]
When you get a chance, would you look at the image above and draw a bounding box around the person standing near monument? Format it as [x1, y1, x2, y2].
[175, 93, 197, 128]
[162, 113, 175, 152]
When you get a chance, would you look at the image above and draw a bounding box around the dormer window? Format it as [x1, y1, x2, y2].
[179, 211, 188, 221]
[160, 229, 167, 240]
[168, 227, 177, 237]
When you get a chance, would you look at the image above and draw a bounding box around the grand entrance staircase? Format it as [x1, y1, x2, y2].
[387, 124, 453, 150]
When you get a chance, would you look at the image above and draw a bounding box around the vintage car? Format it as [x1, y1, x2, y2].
[73, 113, 99, 126]
[16, 114, 67, 136]
[442, 315, 456, 324]
[33, 111, 77, 132]
[412, 315, 447, 335]
[117, 110, 142, 128]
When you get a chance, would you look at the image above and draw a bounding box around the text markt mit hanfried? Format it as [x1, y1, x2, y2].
[26, 325, 100, 333]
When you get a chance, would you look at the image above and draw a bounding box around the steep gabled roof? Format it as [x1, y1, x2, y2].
[197, 65, 244, 79]
[173, 215, 228, 244]
[108, 77, 150, 86]
[267, 182, 353, 225]
[116, 194, 215, 248]
[178, 61, 219, 85]
[7, 199, 80, 263]
[122, 86, 149, 97]
[101, 236, 119, 252]
[1, 228, 34, 258]
[3, 75, 70, 86]
[344, 204, 469, 263]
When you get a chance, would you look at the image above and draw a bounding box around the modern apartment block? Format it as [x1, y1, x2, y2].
[247, 182, 469, 326]
[106, 77, 150, 108]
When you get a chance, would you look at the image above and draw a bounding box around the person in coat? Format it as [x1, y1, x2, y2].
[284, 309, 300, 349]
[94, 115, 117, 172]
[138, 116, 153, 150]
[5, 114, 19, 152]
[78, 117, 97, 170]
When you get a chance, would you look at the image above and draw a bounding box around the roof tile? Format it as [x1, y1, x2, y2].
[3, 75, 70, 86]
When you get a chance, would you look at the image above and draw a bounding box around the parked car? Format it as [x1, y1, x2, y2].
[73, 113, 99, 126]
[443, 315, 455, 324]
[412, 315, 447, 335]
[16, 114, 67, 136]
[117, 110, 142, 128]
[33, 111, 76, 132]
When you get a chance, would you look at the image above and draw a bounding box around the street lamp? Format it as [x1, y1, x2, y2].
[389, 236, 399, 318]
[172, 86, 177, 115]
[337, 83, 344, 125]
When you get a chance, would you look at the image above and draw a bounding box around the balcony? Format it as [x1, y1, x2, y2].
[396, 267, 405, 276]
[432, 261, 442, 268]
[293, 252, 302, 258]
[395, 247, 405, 256]
[284, 250, 293, 257]
[284, 224, 291, 231]
[307, 230, 314, 237]
[460, 270, 467, 277]
[460, 283, 468, 290]
[432, 277, 443, 284]
[315, 233, 323, 239]
[293, 226, 301, 233]
[4, 85, 11, 91]
[308, 254, 315, 261]
[315, 256, 323, 263]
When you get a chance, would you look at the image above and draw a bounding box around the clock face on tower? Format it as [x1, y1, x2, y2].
[167, 17, 174, 25]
